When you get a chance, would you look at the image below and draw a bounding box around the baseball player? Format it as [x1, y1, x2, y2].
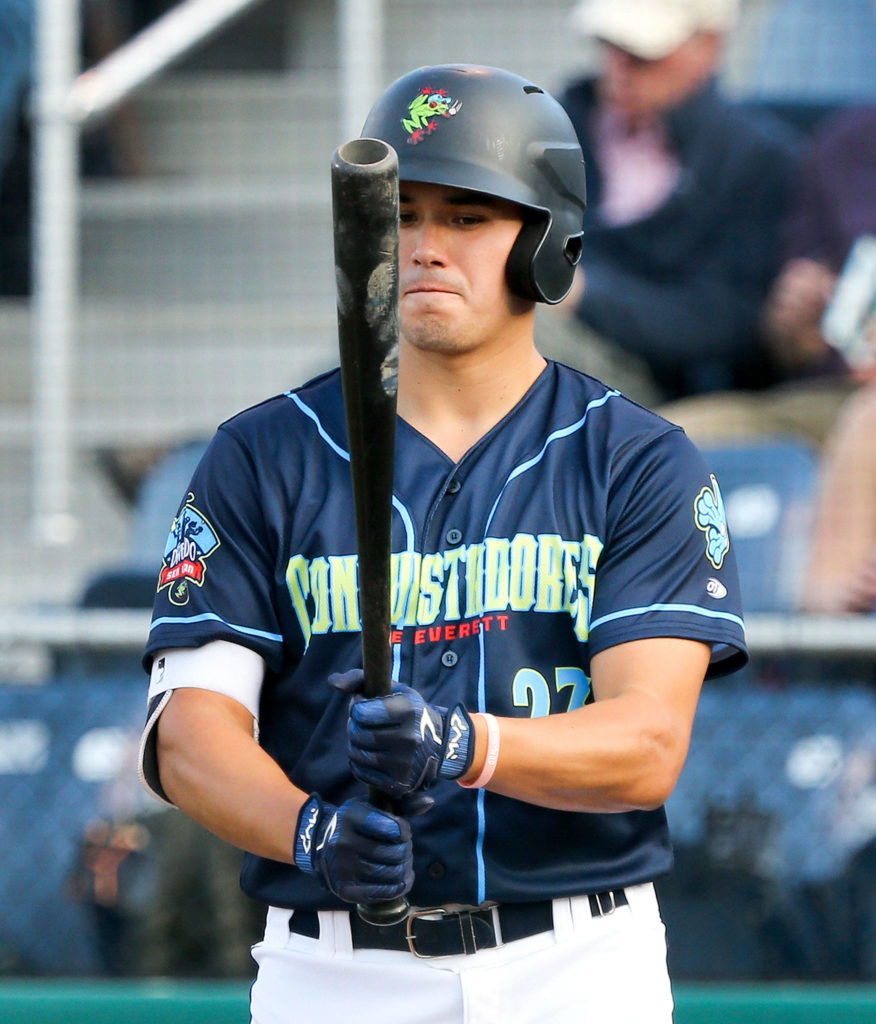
[138, 65, 748, 1023]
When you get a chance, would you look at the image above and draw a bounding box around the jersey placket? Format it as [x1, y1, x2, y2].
[395, 465, 471, 700]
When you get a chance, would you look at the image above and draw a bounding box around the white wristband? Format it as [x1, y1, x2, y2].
[458, 713, 501, 789]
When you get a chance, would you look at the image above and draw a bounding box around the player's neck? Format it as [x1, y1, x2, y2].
[397, 338, 547, 463]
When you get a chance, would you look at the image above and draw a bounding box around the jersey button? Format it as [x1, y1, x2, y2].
[428, 861, 446, 880]
[441, 651, 458, 668]
[446, 478, 461, 494]
[446, 528, 462, 545]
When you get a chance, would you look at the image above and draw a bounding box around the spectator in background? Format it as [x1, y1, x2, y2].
[802, 342, 876, 614]
[539, 0, 800, 406]
[0, 0, 33, 297]
[0, 0, 31, 177]
[763, 105, 876, 381]
[661, 104, 876, 449]
[0, 1, 147, 296]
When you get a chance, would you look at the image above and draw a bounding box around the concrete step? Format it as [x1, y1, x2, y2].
[0, 301, 31, 406]
[79, 176, 335, 303]
[1, 302, 337, 444]
[0, 448, 130, 609]
[131, 72, 343, 178]
[0, 300, 338, 609]
[381, 0, 588, 91]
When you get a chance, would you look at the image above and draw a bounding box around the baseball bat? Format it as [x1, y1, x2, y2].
[331, 137, 407, 926]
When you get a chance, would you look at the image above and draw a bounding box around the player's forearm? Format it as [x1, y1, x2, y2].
[463, 694, 689, 813]
[156, 689, 306, 864]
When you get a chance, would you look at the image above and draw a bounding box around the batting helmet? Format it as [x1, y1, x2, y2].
[361, 65, 587, 304]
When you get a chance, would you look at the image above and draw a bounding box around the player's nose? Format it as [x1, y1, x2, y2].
[408, 221, 448, 267]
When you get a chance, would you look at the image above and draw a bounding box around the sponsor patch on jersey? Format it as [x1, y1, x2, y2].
[157, 493, 220, 605]
[401, 87, 462, 144]
[694, 474, 730, 570]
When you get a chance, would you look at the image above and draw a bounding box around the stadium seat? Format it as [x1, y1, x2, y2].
[0, 672, 148, 974]
[78, 438, 210, 610]
[664, 681, 876, 979]
[745, 0, 876, 104]
[129, 438, 211, 570]
[699, 438, 819, 613]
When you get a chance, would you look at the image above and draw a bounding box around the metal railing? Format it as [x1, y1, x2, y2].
[1, 609, 875, 658]
[30, 0, 382, 544]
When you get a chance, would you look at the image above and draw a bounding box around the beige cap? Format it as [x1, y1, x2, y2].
[571, 0, 739, 60]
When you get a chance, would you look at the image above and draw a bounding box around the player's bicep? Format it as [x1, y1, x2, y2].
[139, 642, 264, 804]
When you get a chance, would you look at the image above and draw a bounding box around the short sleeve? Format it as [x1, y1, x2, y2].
[143, 426, 285, 671]
[589, 429, 747, 677]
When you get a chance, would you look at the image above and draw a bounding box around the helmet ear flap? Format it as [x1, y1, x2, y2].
[506, 216, 583, 304]
[506, 217, 549, 303]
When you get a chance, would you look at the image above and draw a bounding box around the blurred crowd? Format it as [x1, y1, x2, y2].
[540, 0, 876, 618]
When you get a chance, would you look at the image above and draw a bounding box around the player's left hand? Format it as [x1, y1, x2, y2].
[330, 670, 475, 797]
[294, 794, 414, 904]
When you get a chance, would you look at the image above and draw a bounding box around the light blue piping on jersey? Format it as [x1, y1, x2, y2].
[590, 603, 745, 632]
[286, 390, 416, 549]
[483, 388, 622, 535]
[475, 628, 489, 903]
[286, 391, 417, 682]
[473, 386, 622, 903]
[287, 392, 350, 462]
[150, 612, 283, 643]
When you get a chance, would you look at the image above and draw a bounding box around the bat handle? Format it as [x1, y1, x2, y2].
[356, 785, 411, 926]
[356, 895, 410, 927]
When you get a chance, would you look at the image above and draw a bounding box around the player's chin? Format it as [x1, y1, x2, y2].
[402, 325, 460, 355]
[405, 318, 485, 358]
[400, 309, 461, 352]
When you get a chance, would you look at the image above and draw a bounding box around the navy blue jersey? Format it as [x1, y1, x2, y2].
[143, 361, 747, 909]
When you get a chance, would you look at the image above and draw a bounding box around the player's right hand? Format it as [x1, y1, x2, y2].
[331, 670, 475, 798]
[294, 794, 414, 904]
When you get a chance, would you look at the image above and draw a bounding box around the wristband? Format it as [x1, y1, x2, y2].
[294, 794, 324, 874]
[458, 713, 501, 789]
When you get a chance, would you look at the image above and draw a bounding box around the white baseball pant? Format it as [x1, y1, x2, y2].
[249, 883, 674, 1023]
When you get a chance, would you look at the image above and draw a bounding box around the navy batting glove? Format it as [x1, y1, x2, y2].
[294, 794, 414, 904]
[330, 671, 475, 798]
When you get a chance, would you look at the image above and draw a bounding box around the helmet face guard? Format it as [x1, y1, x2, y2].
[361, 65, 587, 304]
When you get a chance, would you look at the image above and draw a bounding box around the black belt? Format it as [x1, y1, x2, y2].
[288, 889, 628, 959]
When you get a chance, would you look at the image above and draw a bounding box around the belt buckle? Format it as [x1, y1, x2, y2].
[405, 906, 451, 959]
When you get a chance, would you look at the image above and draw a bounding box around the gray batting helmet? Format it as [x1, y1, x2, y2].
[361, 64, 587, 304]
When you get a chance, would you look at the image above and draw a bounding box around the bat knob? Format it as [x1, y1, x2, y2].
[356, 896, 411, 927]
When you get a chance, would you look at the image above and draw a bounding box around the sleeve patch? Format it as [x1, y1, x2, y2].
[694, 474, 730, 570]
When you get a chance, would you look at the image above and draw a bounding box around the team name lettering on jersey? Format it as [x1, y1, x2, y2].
[285, 532, 603, 646]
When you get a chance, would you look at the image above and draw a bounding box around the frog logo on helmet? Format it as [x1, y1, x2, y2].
[402, 87, 462, 144]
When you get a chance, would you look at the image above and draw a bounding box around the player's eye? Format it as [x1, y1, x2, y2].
[453, 212, 486, 226]
[399, 208, 417, 225]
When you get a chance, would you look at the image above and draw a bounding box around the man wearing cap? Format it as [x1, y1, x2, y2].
[543, 0, 801, 405]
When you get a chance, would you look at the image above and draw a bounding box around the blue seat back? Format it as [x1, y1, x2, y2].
[700, 439, 819, 613]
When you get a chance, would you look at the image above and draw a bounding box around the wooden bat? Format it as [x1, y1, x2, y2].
[331, 137, 408, 926]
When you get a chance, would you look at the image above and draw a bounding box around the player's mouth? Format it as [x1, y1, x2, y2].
[403, 280, 460, 297]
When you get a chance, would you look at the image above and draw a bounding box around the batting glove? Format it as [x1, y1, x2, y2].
[331, 670, 475, 797]
[294, 794, 414, 904]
